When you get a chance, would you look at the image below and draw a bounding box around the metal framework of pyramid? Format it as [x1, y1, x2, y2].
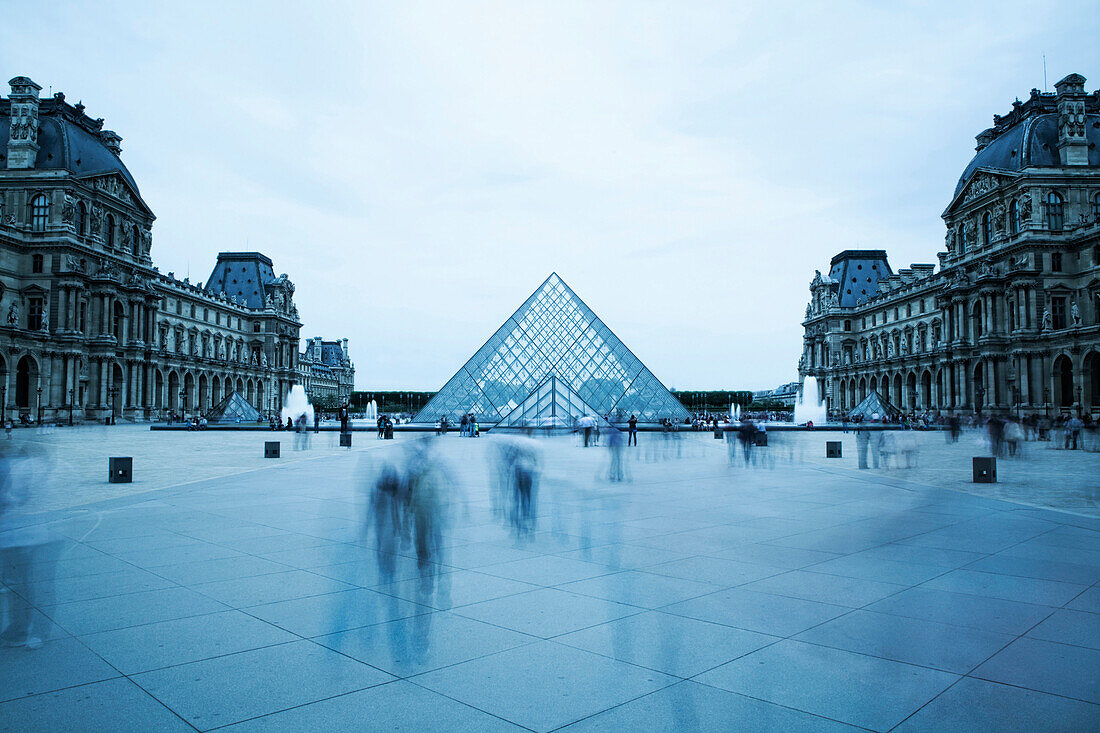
[847, 390, 901, 421]
[414, 273, 689, 425]
[494, 375, 612, 430]
[206, 391, 261, 423]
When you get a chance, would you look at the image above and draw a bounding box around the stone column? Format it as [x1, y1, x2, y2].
[98, 358, 108, 408]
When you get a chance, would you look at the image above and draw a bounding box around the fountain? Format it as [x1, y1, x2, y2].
[280, 384, 314, 426]
[794, 375, 827, 425]
[730, 403, 741, 421]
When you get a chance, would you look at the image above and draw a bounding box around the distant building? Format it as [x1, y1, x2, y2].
[752, 382, 798, 407]
[800, 73, 1100, 417]
[297, 337, 354, 404]
[0, 76, 303, 422]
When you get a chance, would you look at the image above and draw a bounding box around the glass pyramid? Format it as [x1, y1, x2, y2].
[414, 273, 688, 425]
[494, 375, 611, 430]
[206, 391, 261, 423]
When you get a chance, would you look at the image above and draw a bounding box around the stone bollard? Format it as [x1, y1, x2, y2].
[973, 456, 996, 483]
[109, 456, 133, 483]
[265, 441, 280, 458]
[340, 432, 352, 448]
[826, 441, 842, 458]
[713, 429, 723, 439]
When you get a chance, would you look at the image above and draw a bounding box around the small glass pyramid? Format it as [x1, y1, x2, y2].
[206, 391, 262, 423]
[414, 273, 688, 425]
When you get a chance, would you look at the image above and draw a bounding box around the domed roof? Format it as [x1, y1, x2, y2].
[953, 111, 1100, 198]
[0, 99, 140, 195]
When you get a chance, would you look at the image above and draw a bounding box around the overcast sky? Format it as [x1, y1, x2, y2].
[4, 1, 1096, 390]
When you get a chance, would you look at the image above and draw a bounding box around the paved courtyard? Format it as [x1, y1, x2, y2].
[1, 426, 1099, 731]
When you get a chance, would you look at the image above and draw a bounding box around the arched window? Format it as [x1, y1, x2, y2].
[76, 202, 86, 236]
[981, 212, 991, 247]
[30, 194, 49, 232]
[957, 224, 965, 254]
[106, 214, 116, 247]
[1009, 200, 1019, 234]
[1046, 191, 1064, 232]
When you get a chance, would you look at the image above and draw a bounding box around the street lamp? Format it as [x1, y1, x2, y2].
[36, 386, 42, 426]
[68, 388, 74, 426]
[1043, 387, 1051, 420]
[975, 384, 985, 416]
[1, 385, 7, 424]
[179, 389, 187, 419]
[1076, 385, 1083, 417]
[107, 386, 118, 424]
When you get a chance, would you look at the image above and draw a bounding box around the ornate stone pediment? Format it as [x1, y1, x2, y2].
[961, 172, 1002, 202]
[944, 170, 1017, 217]
[90, 174, 135, 205]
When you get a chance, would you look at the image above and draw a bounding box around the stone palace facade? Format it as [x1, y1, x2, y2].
[297, 336, 355, 405]
[0, 75, 307, 422]
[801, 73, 1100, 418]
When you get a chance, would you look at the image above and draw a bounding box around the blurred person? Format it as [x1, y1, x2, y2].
[406, 440, 447, 593]
[1066, 414, 1084, 450]
[368, 458, 407, 584]
[1004, 418, 1025, 457]
[856, 421, 871, 469]
[987, 416, 1005, 457]
[0, 442, 58, 650]
[948, 414, 961, 443]
[737, 417, 755, 467]
[607, 427, 625, 482]
[870, 425, 884, 469]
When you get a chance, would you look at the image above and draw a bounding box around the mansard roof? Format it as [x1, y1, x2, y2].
[204, 252, 278, 309]
[0, 96, 141, 195]
[953, 83, 1100, 198]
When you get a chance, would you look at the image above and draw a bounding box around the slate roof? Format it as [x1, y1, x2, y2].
[0, 103, 140, 194]
[953, 112, 1100, 198]
[204, 253, 278, 309]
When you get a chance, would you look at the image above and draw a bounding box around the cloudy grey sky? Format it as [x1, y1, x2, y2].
[4, 1, 1096, 390]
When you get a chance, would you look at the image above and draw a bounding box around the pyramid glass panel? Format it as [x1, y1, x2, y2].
[206, 391, 261, 424]
[414, 273, 688, 425]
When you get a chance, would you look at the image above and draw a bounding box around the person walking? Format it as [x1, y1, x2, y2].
[1066, 414, 1084, 450]
[627, 415, 638, 446]
[856, 420, 870, 469]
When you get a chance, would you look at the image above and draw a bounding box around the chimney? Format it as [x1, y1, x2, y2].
[342, 338, 348, 357]
[6, 76, 42, 169]
[974, 128, 995, 152]
[99, 129, 123, 155]
[1054, 73, 1089, 166]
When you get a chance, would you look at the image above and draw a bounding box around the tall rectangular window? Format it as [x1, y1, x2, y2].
[1052, 297, 1067, 329]
[1051, 253, 1063, 272]
[31, 254, 43, 273]
[28, 297, 43, 330]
